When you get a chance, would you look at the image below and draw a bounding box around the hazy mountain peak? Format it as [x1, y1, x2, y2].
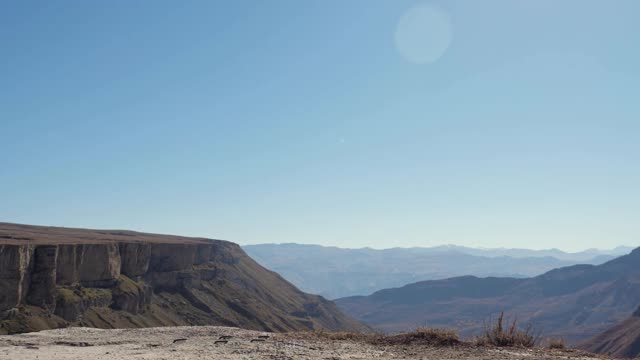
[243, 243, 626, 299]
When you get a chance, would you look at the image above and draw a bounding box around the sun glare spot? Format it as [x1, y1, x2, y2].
[395, 4, 453, 64]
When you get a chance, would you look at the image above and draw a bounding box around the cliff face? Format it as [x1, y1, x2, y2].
[0, 223, 367, 335]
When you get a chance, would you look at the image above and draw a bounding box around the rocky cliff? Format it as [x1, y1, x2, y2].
[0, 223, 367, 335]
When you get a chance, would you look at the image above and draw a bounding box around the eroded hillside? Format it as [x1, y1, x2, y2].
[579, 306, 640, 358]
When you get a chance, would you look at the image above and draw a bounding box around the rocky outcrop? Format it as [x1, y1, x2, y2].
[56, 244, 121, 287]
[78, 244, 121, 287]
[0, 245, 33, 312]
[150, 244, 197, 272]
[111, 276, 152, 314]
[56, 245, 81, 285]
[195, 244, 214, 264]
[119, 243, 151, 279]
[0, 222, 368, 335]
[55, 287, 112, 322]
[0, 241, 193, 316]
[146, 270, 201, 291]
[26, 245, 58, 310]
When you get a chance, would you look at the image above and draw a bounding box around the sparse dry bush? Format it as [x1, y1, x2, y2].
[477, 312, 538, 348]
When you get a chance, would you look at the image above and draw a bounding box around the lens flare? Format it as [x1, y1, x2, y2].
[395, 4, 453, 64]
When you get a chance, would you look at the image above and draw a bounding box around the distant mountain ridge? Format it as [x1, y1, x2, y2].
[243, 243, 627, 299]
[421, 244, 633, 261]
[335, 247, 640, 344]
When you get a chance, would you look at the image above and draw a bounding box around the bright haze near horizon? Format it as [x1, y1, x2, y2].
[1, 1, 639, 252]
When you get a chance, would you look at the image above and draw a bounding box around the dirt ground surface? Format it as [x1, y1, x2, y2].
[0, 326, 604, 360]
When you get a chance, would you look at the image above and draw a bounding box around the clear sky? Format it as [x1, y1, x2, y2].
[1, 1, 638, 251]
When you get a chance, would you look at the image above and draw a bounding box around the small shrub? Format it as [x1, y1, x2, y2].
[475, 335, 489, 347]
[548, 338, 565, 350]
[477, 312, 538, 348]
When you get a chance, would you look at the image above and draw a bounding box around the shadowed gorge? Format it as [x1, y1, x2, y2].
[0, 223, 367, 335]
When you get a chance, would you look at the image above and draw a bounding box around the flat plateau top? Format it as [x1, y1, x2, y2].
[0, 222, 217, 245]
[0, 326, 601, 360]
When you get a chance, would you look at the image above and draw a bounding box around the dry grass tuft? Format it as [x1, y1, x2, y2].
[379, 327, 460, 346]
[290, 327, 460, 347]
[548, 338, 565, 350]
[476, 312, 538, 348]
[291, 329, 376, 342]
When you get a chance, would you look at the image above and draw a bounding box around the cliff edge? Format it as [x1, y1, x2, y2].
[0, 222, 367, 334]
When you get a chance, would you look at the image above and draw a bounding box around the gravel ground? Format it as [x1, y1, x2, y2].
[0, 326, 603, 360]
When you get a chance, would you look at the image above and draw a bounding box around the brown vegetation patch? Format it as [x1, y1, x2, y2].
[380, 327, 460, 346]
[548, 338, 566, 350]
[291, 327, 460, 347]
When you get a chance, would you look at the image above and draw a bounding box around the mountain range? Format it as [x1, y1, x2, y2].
[3, 221, 637, 353]
[335, 247, 640, 344]
[243, 243, 629, 299]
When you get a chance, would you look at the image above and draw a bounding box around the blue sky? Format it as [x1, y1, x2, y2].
[1, 1, 638, 251]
